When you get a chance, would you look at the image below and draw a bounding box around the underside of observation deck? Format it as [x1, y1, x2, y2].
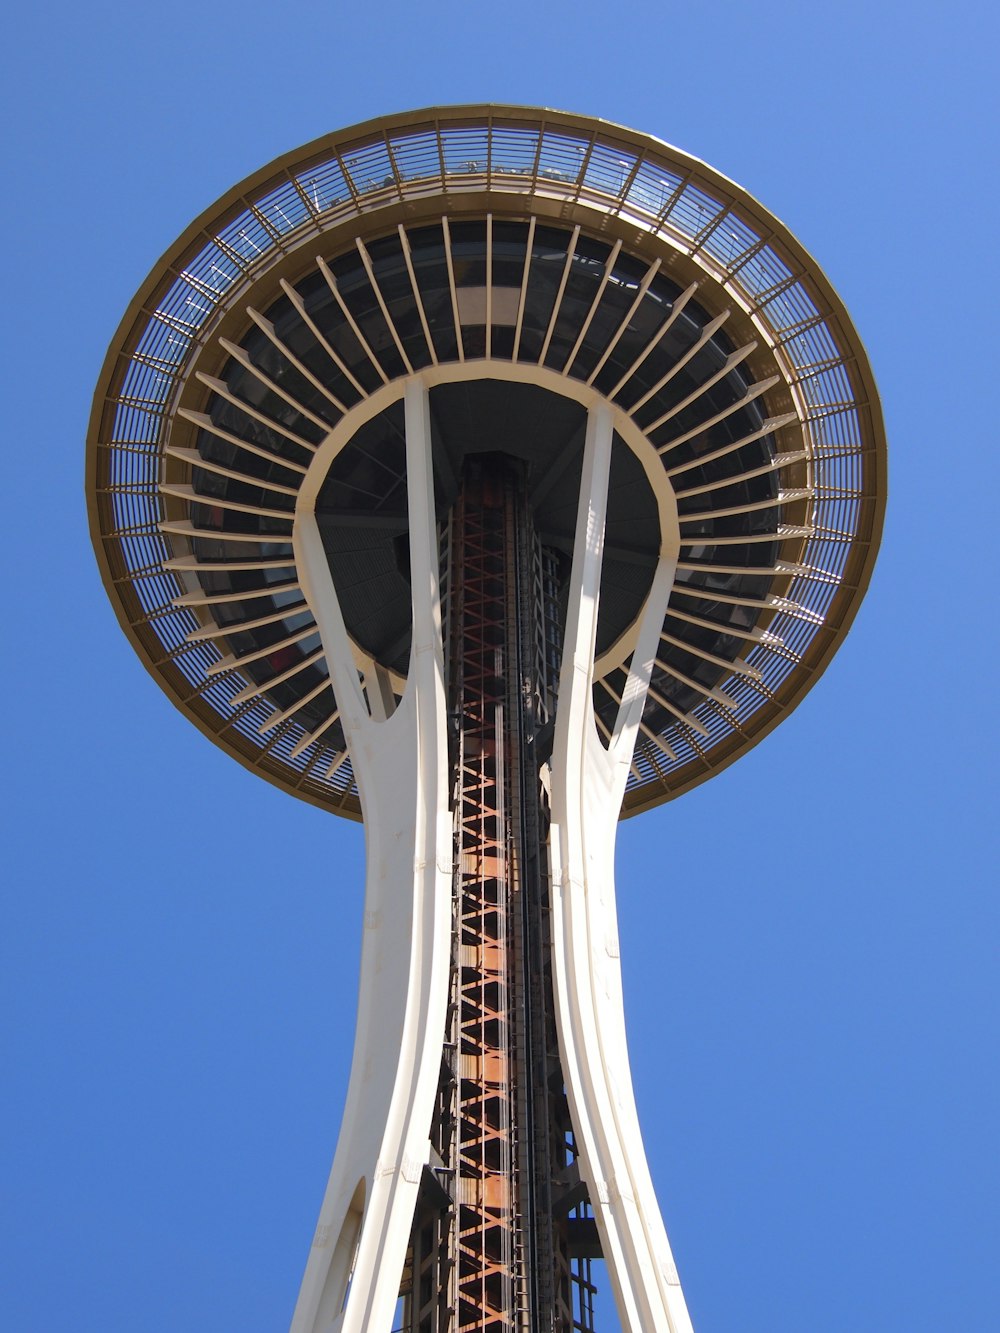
[88, 105, 885, 824]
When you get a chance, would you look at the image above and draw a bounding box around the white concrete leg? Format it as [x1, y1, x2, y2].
[290, 379, 452, 1333]
[548, 404, 694, 1332]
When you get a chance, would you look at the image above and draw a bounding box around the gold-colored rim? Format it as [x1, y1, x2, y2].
[86, 104, 887, 820]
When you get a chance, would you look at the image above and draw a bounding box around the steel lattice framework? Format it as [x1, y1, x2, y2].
[87, 106, 886, 1333]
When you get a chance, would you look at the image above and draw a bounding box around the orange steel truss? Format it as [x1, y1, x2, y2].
[399, 458, 597, 1332]
[454, 465, 518, 1331]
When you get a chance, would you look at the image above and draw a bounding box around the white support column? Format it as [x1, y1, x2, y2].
[290, 377, 453, 1333]
[548, 403, 693, 1332]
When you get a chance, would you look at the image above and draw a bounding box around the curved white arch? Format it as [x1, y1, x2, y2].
[290, 381, 452, 1333]
[547, 403, 691, 1331]
[295, 360, 681, 686]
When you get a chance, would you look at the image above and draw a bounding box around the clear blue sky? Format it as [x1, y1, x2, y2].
[2, 2, 997, 1330]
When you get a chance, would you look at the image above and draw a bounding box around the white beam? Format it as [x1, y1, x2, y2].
[290, 376, 452, 1333]
[547, 401, 694, 1333]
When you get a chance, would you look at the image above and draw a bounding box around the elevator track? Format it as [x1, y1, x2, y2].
[399, 458, 599, 1333]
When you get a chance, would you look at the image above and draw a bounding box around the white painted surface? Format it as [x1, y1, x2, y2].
[290, 381, 452, 1333]
[547, 404, 693, 1332]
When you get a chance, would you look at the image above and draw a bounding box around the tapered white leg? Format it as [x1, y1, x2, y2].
[290, 379, 452, 1333]
[548, 404, 694, 1332]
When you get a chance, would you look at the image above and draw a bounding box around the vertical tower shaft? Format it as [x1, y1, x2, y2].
[403, 457, 585, 1332]
[288, 387, 689, 1333]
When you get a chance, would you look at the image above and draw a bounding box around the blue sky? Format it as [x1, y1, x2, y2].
[2, 2, 997, 1330]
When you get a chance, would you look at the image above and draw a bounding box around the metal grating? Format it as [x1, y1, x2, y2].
[88, 105, 885, 821]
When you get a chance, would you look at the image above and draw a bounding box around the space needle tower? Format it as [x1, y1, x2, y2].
[87, 106, 885, 1332]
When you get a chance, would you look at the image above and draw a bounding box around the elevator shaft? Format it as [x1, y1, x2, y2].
[401, 457, 598, 1333]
